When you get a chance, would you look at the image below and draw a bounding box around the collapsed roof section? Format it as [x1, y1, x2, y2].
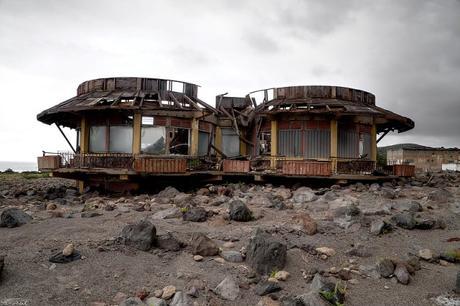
[37, 77, 218, 128]
[248, 85, 414, 133]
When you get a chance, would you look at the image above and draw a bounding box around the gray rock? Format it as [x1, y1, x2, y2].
[214, 276, 239, 300]
[229, 200, 253, 222]
[391, 212, 416, 229]
[395, 200, 422, 212]
[121, 220, 156, 251]
[310, 273, 332, 291]
[173, 193, 193, 208]
[428, 189, 451, 203]
[415, 218, 436, 230]
[394, 264, 410, 285]
[280, 295, 305, 306]
[293, 187, 317, 203]
[157, 186, 180, 198]
[370, 219, 393, 235]
[182, 207, 207, 222]
[152, 207, 181, 220]
[381, 188, 396, 199]
[145, 297, 167, 306]
[377, 258, 395, 278]
[246, 228, 287, 275]
[156, 233, 182, 251]
[0, 208, 32, 228]
[190, 232, 219, 256]
[209, 195, 229, 207]
[119, 297, 147, 306]
[359, 264, 381, 279]
[254, 280, 282, 296]
[221, 250, 244, 263]
[169, 291, 193, 306]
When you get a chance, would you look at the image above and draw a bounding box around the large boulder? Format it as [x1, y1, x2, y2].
[157, 186, 180, 198]
[229, 200, 253, 222]
[169, 291, 193, 306]
[292, 187, 317, 203]
[190, 232, 219, 256]
[246, 228, 287, 275]
[428, 189, 452, 203]
[0, 208, 32, 228]
[121, 220, 156, 251]
[377, 258, 395, 278]
[182, 207, 207, 222]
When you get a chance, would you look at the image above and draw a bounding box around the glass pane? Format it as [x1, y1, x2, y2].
[222, 128, 240, 157]
[141, 126, 166, 154]
[89, 126, 107, 152]
[109, 126, 133, 153]
[198, 132, 209, 156]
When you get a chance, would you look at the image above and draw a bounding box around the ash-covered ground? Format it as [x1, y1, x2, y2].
[1, 172, 459, 306]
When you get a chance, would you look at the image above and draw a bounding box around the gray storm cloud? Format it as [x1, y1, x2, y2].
[0, 0, 459, 161]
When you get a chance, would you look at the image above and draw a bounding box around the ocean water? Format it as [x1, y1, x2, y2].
[0, 161, 38, 172]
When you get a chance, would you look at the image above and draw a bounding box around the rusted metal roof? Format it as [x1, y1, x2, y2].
[37, 77, 218, 128]
[249, 85, 414, 133]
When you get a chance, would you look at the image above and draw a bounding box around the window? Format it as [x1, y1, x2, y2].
[141, 126, 166, 154]
[259, 132, 271, 155]
[89, 126, 107, 152]
[109, 126, 133, 153]
[222, 128, 240, 157]
[169, 128, 189, 155]
[142, 116, 154, 126]
[198, 131, 210, 156]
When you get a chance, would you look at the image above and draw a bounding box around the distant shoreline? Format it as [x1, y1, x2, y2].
[0, 161, 37, 172]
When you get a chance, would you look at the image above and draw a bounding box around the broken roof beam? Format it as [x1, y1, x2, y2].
[183, 94, 202, 111]
[168, 92, 183, 109]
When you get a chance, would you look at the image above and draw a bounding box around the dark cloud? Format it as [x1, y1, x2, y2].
[1, 0, 460, 161]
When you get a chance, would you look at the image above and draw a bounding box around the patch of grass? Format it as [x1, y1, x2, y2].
[0, 171, 49, 181]
[180, 207, 189, 213]
[319, 282, 346, 306]
[269, 269, 278, 278]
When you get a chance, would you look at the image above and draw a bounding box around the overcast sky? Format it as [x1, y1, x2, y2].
[1, 0, 459, 162]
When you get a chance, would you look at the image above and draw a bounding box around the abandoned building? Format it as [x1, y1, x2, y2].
[386, 144, 460, 172]
[37, 77, 415, 191]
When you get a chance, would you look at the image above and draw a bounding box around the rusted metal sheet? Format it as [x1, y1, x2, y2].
[281, 160, 331, 176]
[393, 164, 415, 177]
[134, 158, 187, 173]
[71, 153, 133, 169]
[222, 160, 250, 173]
[37, 156, 61, 170]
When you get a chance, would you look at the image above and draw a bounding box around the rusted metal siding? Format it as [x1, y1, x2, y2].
[278, 130, 302, 156]
[37, 156, 61, 170]
[134, 158, 186, 173]
[304, 129, 330, 159]
[222, 160, 250, 173]
[393, 165, 415, 177]
[281, 161, 331, 176]
[338, 129, 359, 158]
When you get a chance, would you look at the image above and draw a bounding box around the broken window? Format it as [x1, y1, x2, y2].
[259, 132, 271, 155]
[141, 126, 166, 154]
[89, 126, 107, 152]
[169, 128, 189, 155]
[109, 126, 133, 153]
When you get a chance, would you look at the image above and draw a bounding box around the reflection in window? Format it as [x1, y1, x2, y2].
[141, 126, 166, 154]
[170, 128, 189, 155]
[109, 126, 133, 153]
[89, 126, 107, 152]
[198, 131, 210, 156]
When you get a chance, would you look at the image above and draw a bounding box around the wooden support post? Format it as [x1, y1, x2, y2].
[132, 113, 142, 154]
[330, 119, 338, 173]
[270, 120, 278, 168]
[240, 138, 247, 156]
[215, 126, 222, 158]
[80, 116, 89, 153]
[190, 117, 199, 156]
[77, 180, 85, 194]
[371, 120, 377, 162]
